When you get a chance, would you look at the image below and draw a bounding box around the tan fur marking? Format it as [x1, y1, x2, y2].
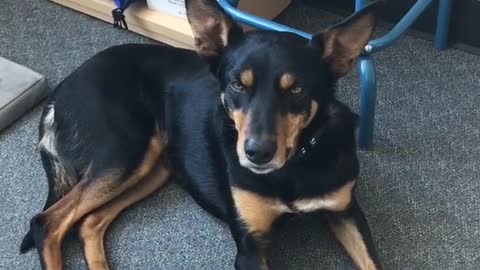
[305, 101, 318, 127]
[231, 110, 249, 162]
[135, 132, 164, 178]
[276, 114, 300, 161]
[293, 181, 355, 212]
[279, 73, 295, 91]
[276, 101, 318, 160]
[240, 69, 254, 88]
[220, 93, 227, 114]
[42, 241, 63, 270]
[330, 219, 377, 270]
[38, 131, 165, 270]
[79, 164, 170, 270]
[232, 188, 283, 237]
[231, 110, 247, 134]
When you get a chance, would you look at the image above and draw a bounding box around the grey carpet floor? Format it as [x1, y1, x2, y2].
[1, 0, 479, 269]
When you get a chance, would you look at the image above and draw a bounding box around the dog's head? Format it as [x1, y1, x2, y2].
[187, 0, 381, 174]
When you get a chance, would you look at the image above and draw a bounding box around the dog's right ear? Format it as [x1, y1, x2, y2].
[186, 0, 243, 57]
[310, 1, 382, 78]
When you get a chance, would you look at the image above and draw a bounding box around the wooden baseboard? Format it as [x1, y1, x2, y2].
[49, 0, 291, 49]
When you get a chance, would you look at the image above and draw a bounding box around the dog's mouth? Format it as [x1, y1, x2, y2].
[239, 158, 283, 174]
[248, 166, 275, 175]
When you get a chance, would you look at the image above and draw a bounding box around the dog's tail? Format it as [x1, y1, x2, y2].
[19, 178, 61, 253]
[20, 230, 34, 253]
[19, 183, 57, 253]
[19, 152, 76, 253]
[20, 102, 78, 253]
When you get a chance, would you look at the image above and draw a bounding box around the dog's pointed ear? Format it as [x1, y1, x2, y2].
[310, 1, 382, 78]
[186, 0, 243, 57]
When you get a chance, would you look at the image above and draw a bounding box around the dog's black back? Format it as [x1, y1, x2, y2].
[45, 44, 212, 183]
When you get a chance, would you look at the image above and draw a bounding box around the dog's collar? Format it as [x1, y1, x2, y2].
[291, 126, 326, 161]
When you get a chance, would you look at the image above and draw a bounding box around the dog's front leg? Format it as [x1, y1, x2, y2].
[229, 220, 269, 270]
[327, 197, 383, 270]
[230, 187, 282, 270]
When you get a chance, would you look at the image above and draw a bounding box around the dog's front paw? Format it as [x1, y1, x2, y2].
[235, 253, 268, 270]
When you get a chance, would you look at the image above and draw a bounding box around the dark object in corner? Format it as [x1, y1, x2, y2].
[111, 0, 138, 30]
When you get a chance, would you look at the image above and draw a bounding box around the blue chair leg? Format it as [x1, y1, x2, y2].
[434, 0, 452, 50]
[357, 54, 377, 150]
[356, 0, 377, 150]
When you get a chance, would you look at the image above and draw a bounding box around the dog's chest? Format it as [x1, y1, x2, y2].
[272, 197, 341, 214]
[277, 181, 355, 214]
[232, 180, 355, 223]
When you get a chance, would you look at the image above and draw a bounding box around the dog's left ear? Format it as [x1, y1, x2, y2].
[186, 0, 243, 57]
[310, 1, 383, 78]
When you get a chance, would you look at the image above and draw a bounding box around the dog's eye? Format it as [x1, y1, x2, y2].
[230, 81, 246, 92]
[290, 87, 303, 94]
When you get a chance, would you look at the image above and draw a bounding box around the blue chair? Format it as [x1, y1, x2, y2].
[217, 0, 452, 150]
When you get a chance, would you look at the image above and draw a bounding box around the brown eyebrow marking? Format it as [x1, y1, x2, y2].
[240, 69, 254, 88]
[280, 73, 295, 91]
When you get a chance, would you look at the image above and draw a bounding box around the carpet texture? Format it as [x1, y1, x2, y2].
[1, 0, 479, 269]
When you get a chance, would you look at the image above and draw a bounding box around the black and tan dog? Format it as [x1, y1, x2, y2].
[20, 1, 383, 269]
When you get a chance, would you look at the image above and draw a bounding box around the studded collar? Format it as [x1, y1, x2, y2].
[290, 126, 327, 161]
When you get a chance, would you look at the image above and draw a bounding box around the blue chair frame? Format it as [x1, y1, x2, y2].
[217, 0, 452, 149]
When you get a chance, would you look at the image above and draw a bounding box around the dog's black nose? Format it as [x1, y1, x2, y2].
[244, 137, 277, 165]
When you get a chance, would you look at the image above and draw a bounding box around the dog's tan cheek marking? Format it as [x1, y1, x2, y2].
[232, 110, 248, 160]
[277, 113, 304, 156]
[240, 69, 254, 88]
[232, 110, 247, 137]
[279, 73, 295, 91]
[305, 100, 318, 127]
[220, 93, 230, 116]
[330, 219, 377, 270]
[293, 181, 355, 212]
[231, 188, 283, 237]
[276, 100, 318, 159]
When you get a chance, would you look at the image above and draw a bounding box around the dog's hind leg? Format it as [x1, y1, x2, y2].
[78, 162, 171, 270]
[21, 103, 79, 254]
[327, 197, 383, 270]
[29, 133, 164, 270]
[20, 150, 76, 253]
